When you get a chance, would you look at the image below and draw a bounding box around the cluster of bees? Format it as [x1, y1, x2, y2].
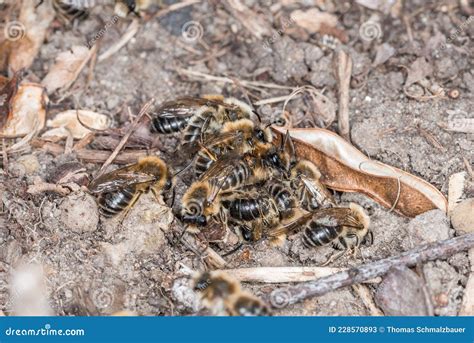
[86, 95, 373, 315]
[48, 0, 373, 317]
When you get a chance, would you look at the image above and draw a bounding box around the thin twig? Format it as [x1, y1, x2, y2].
[221, 267, 381, 284]
[96, 99, 154, 178]
[98, 19, 140, 62]
[176, 68, 294, 91]
[155, 0, 200, 17]
[31, 139, 154, 165]
[352, 284, 384, 316]
[334, 50, 352, 141]
[264, 233, 474, 309]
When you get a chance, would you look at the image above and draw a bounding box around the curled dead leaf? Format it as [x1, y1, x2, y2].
[46, 110, 110, 139]
[1, 83, 48, 137]
[8, 0, 55, 74]
[0, 72, 21, 131]
[42, 45, 97, 94]
[273, 127, 447, 217]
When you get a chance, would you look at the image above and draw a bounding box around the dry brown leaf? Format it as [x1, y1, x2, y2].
[225, 0, 272, 39]
[404, 57, 433, 88]
[290, 8, 338, 34]
[8, 1, 55, 74]
[1, 83, 48, 137]
[42, 46, 97, 94]
[273, 127, 447, 217]
[45, 110, 110, 139]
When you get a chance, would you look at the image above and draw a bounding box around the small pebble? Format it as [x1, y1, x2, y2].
[401, 209, 450, 249]
[450, 198, 474, 234]
[59, 192, 99, 234]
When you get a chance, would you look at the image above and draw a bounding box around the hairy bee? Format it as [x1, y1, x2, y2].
[266, 181, 299, 221]
[193, 118, 273, 177]
[193, 271, 270, 316]
[150, 96, 252, 141]
[270, 203, 372, 264]
[51, 0, 91, 23]
[221, 189, 280, 242]
[179, 180, 224, 231]
[289, 160, 335, 211]
[88, 156, 172, 218]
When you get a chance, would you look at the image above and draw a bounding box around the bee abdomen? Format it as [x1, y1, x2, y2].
[224, 198, 261, 222]
[152, 116, 189, 134]
[268, 183, 295, 218]
[222, 162, 251, 190]
[183, 111, 214, 144]
[195, 151, 215, 177]
[302, 223, 341, 248]
[53, 0, 89, 21]
[97, 187, 135, 218]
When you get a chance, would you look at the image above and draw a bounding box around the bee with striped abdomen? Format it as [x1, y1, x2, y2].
[88, 156, 172, 219]
[193, 271, 270, 316]
[269, 203, 372, 265]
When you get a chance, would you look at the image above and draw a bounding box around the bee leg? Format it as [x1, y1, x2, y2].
[221, 241, 244, 257]
[320, 249, 348, 267]
[118, 191, 143, 225]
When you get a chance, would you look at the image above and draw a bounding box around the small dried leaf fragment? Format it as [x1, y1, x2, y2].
[1, 83, 48, 136]
[42, 45, 97, 94]
[45, 110, 110, 139]
[8, 0, 55, 73]
[226, 0, 272, 39]
[291, 8, 338, 34]
[404, 57, 433, 88]
[273, 127, 447, 217]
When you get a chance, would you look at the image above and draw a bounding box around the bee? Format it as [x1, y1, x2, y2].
[88, 156, 172, 218]
[150, 96, 253, 145]
[288, 159, 335, 211]
[114, 0, 154, 17]
[193, 118, 273, 177]
[193, 271, 270, 316]
[269, 203, 372, 265]
[221, 189, 280, 242]
[198, 133, 293, 194]
[51, 0, 91, 23]
[179, 180, 224, 231]
[266, 180, 299, 221]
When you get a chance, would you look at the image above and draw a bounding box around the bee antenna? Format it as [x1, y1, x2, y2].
[252, 110, 262, 123]
[264, 122, 273, 129]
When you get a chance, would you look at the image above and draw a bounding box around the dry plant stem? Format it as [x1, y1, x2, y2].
[31, 139, 153, 164]
[352, 284, 384, 316]
[98, 19, 140, 62]
[334, 50, 352, 141]
[265, 233, 474, 309]
[156, 0, 200, 17]
[222, 267, 381, 284]
[96, 99, 154, 178]
[176, 68, 294, 91]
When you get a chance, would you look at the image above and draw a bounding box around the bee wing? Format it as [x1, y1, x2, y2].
[154, 97, 228, 118]
[300, 176, 335, 205]
[311, 208, 364, 229]
[268, 212, 313, 237]
[198, 151, 243, 182]
[201, 130, 243, 148]
[89, 165, 157, 193]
